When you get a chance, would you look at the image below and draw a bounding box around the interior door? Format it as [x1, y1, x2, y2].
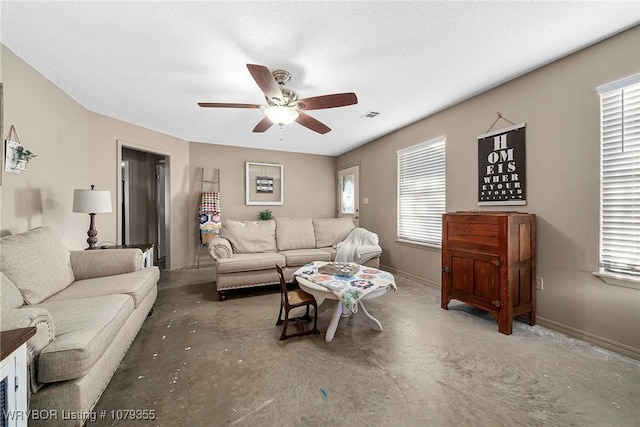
[121, 159, 130, 245]
[338, 165, 359, 227]
[156, 162, 166, 261]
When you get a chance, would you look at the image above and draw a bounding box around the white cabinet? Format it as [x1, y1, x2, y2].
[1, 328, 36, 427]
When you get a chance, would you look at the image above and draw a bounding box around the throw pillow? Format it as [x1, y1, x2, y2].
[275, 217, 316, 251]
[313, 217, 355, 247]
[220, 219, 277, 253]
[0, 226, 75, 305]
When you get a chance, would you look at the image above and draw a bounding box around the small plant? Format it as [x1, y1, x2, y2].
[15, 146, 37, 162]
[258, 209, 273, 220]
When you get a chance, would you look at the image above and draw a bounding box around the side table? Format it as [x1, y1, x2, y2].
[1, 327, 36, 427]
[100, 243, 154, 268]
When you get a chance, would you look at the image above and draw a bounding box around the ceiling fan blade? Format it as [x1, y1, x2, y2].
[297, 93, 358, 110]
[198, 102, 262, 109]
[296, 111, 331, 134]
[246, 64, 283, 103]
[253, 116, 273, 133]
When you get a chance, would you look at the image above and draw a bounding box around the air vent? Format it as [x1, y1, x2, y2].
[360, 111, 380, 119]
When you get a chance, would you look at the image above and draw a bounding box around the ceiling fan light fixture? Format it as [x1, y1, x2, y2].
[264, 105, 299, 126]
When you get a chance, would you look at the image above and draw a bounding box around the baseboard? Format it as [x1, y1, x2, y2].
[536, 316, 640, 361]
[379, 263, 440, 289]
[380, 263, 640, 361]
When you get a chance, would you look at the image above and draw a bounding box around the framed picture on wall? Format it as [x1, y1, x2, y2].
[245, 162, 283, 205]
[477, 123, 526, 206]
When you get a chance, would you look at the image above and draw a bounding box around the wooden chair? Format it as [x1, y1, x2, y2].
[275, 264, 320, 340]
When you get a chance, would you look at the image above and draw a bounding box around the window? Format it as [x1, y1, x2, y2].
[597, 74, 640, 281]
[397, 136, 446, 246]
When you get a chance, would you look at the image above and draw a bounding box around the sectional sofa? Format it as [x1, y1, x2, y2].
[0, 226, 159, 427]
[208, 217, 382, 300]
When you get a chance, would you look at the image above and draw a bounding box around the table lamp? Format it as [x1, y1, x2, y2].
[72, 185, 112, 249]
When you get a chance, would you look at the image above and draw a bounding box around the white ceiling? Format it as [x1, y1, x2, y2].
[1, 2, 639, 156]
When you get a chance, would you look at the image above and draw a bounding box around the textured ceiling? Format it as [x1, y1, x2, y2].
[1, 1, 639, 156]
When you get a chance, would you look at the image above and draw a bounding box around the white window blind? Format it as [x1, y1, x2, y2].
[397, 137, 446, 246]
[597, 75, 640, 277]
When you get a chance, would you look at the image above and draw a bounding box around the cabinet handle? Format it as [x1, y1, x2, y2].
[492, 300, 503, 308]
[442, 265, 451, 273]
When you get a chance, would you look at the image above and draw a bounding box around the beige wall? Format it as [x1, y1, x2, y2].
[1, 45, 92, 245]
[86, 115, 191, 270]
[189, 142, 336, 221]
[1, 45, 192, 270]
[338, 27, 640, 358]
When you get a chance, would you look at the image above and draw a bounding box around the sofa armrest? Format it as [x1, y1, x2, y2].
[70, 249, 143, 280]
[208, 236, 233, 260]
[1, 307, 55, 354]
[356, 245, 382, 265]
[1, 307, 55, 393]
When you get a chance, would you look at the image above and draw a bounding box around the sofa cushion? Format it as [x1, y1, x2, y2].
[220, 219, 277, 253]
[0, 226, 75, 305]
[1, 272, 25, 309]
[35, 294, 134, 383]
[45, 268, 159, 308]
[318, 246, 337, 261]
[279, 249, 332, 267]
[216, 252, 285, 274]
[275, 217, 316, 251]
[313, 217, 355, 248]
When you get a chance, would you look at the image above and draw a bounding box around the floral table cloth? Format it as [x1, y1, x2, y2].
[293, 261, 396, 312]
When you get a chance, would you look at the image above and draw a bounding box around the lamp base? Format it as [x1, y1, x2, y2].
[87, 213, 98, 249]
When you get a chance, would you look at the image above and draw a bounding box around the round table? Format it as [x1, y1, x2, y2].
[296, 275, 390, 342]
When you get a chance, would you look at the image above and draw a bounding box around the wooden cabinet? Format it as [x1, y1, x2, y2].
[441, 211, 536, 335]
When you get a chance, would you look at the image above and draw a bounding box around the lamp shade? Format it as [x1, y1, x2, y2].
[264, 105, 299, 125]
[73, 188, 112, 214]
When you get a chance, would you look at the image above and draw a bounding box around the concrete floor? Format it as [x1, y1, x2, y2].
[91, 268, 640, 427]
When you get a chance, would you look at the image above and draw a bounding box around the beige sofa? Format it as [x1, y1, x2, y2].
[208, 217, 381, 300]
[0, 226, 159, 427]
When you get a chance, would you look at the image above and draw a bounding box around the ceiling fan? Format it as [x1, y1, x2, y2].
[198, 64, 358, 135]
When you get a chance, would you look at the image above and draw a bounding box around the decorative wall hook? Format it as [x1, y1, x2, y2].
[485, 112, 517, 134]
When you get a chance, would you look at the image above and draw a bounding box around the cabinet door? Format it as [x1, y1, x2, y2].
[445, 249, 501, 311]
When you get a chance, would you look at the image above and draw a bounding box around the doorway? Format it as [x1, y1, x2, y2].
[338, 164, 359, 227]
[120, 147, 169, 268]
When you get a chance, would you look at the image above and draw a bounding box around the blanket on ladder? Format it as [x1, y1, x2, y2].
[199, 192, 221, 245]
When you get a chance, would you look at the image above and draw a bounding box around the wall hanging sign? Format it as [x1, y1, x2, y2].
[256, 176, 274, 193]
[4, 125, 37, 174]
[477, 120, 526, 206]
[245, 161, 283, 205]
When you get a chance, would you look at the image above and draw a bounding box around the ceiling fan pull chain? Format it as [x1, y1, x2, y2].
[279, 125, 284, 143]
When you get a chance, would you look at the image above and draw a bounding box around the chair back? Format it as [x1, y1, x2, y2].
[275, 264, 289, 305]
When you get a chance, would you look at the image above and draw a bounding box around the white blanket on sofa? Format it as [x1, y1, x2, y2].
[335, 227, 382, 264]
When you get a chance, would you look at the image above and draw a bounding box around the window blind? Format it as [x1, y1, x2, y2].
[598, 76, 640, 277]
[397, 137, 446, 246]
